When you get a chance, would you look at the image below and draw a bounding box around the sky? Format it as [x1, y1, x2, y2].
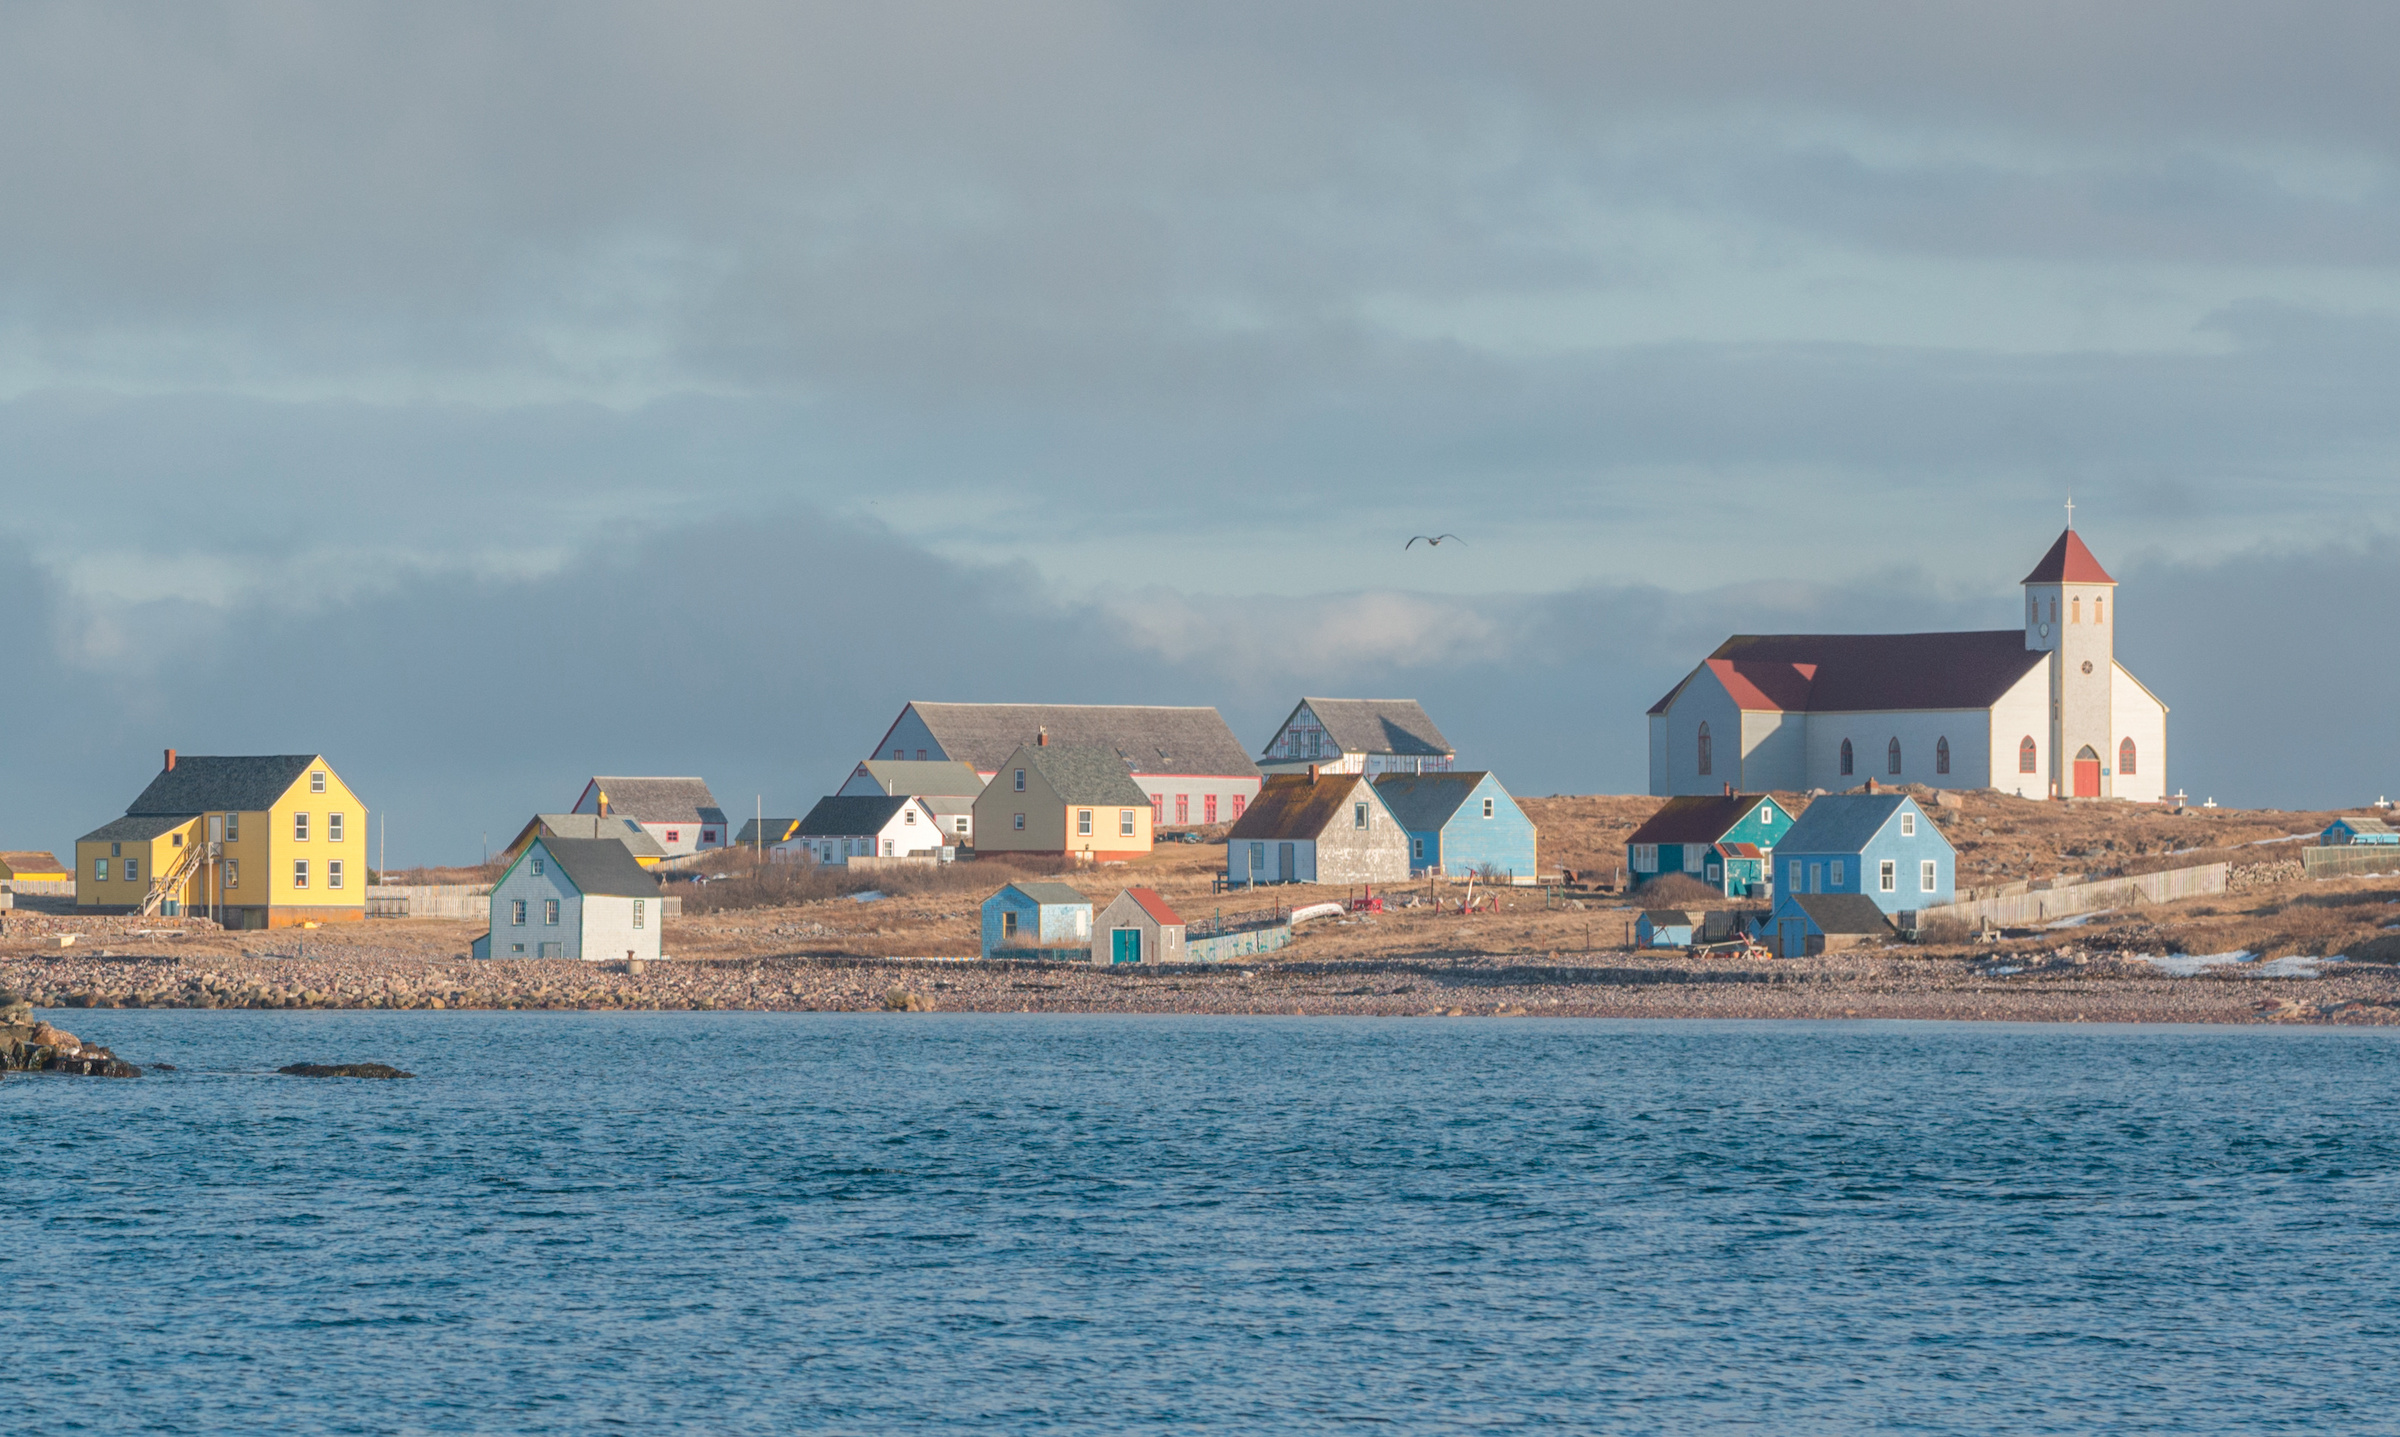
[3, 2, 2398, 863]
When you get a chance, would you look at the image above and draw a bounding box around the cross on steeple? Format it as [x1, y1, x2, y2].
[2065, 496, 2075, 530]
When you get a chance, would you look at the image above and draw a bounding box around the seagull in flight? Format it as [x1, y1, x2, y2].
[1405, 534, 1464, 549]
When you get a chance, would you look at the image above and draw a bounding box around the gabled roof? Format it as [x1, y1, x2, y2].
[917, 794, 975, 818]
[1640, 909, 1697, 926]
[1777, 794, 1950, 855]
[1716, 842, 1763, 859]
[1003, 744, 1153, 807]
[126, 755, 321, 815]
[1277, 699, 1453, 759]
[1650, 633, 2047, 715]
[850, 759, 987, 797]
[893, 703, 1259, 778]
[1225, 771, 1375, 841]
[2022, 528, 2116, 585]
[79, 813, 195, 843]
[0, 851, 68, 878]
[796, 795, 917, 837]
[533, 836, 662, 899]
[2328, 816, 2397, 836]
[520, 813, 668, 859]
[579, 777, 728, 827]
[1786, 892, 1894, 935]
[1119, 887, 1183, 926]
[1372, 771, 1497, 831]
[734, 818, 804, 845]
[999, 881, 1091, 908]
[1627, 794, 1780, 847]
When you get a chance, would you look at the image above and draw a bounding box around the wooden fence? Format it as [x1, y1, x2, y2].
[1917, 862, 2229, 929]
[2302, 845, 2400, 880]
[365, 884, 680, 920]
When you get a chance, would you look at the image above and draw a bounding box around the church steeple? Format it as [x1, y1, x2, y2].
[2021, 525, 2118, 797]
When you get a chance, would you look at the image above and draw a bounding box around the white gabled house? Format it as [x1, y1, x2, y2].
[795, 794, 947, 866]
[571, 776, 729, 856]
[472, 836, 663, 963]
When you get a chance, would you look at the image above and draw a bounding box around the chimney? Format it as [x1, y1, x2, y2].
[164, 748, 176, 772]
[1308, 763, 1320, 784]
[598, 792, 609, 816]
[1037, 727, 1048, 747]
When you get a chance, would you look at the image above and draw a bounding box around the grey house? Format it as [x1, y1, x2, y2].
[1222, 769, 1410, 885]
[473, 836, 663, 962]
[1258, 698, 1455, 777]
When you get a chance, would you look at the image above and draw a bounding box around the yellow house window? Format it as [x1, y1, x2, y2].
[329, 813, 345, 842]
[293, 860, 309, 889]
[1078, 809, 1093, 836]
[1120, 810, 1135, 836]
[312, 770, 326, 793]
[125, 857, 139, 882]
[225, 813, 240, 841]
[225, 860, 239, 889]
[328, 860, 344, 889]
[93, 858, 108, 881]
[294, 812, 310, 841]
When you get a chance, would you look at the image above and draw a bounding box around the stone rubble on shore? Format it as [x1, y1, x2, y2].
[0, 990, 141, 1077]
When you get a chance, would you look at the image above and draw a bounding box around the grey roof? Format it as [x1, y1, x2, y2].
[1787, 892, 1895, 936]
[126, 755, 321, 815]
[1002, 743, 1155, 807]
[1776, 794, 1951, 856]
[1372, 771, 1500, 831]
[851, 759, 987, 797]
[80, 813, 196, 843]
[734, 818, 804, 845]
[2331, 816, 2397, 835]
[796, 794, 917, 837]
[997, 881, 1091, 908]
[917, 794, 975, 817]
[580, 776, 728, 827]
[1641, 909, 1697, 926]
[1279, 699, 1453, 759]
[534, 836, 661, 899]
[894, 703, 1259, 778]
[533, 813, 667, 858]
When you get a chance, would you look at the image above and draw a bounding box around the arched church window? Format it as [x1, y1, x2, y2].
[2095, 597, 2104, 624]
[1936, 737, 1951, 775]
[2049, 598, 2057, 624]
[2028, 595, 2038, 625]
[2071, 597, 2081, 624]
[1697, 722, 1712, 776]
[2019, 736, 2037, 773]
[1839, 739, 1854, 776]
[2119, 738, 2136, 776]
[1887, 737, 1902, 775]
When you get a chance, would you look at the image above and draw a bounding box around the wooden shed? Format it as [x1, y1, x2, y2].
[1760, 892, 1893, 958]
[1093, 887, 1186, 965]
[2322, 817, 2400, 846]
[1636, 910, 1698, 948]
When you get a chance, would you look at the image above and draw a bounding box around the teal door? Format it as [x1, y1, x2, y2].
[1111, 928, 1142, 964]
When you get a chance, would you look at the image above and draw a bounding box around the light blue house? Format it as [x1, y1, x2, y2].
[1625, 793, 1792, 896]
[1757, 892, 1894, 958]
[1635, 910, 1696, 948]
[980, 882, 1093, 959]
[1372, 771, 1537, 878]
[2322, 817, 2399, 846]
[1769, 793, 1953, 916]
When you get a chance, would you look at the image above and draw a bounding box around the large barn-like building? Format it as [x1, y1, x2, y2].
[1647, 528, 2167, 801]
[865, 702, 1261, 829]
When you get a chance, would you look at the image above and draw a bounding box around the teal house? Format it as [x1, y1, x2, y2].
[2322, 817, 2399, 846]
[1770, 793, 1954, 916]
[1372, 771, 1537, 878]
[1624, 793, 1792, 896]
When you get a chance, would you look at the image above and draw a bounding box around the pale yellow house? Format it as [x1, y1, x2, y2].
[970, 741, 1154, 863]
[76, 751, 369, 928]
[0, 851, 72, 893]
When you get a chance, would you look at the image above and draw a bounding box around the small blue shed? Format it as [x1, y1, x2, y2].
[1372, 771, 1537, 878]
[980, 882, 1092, 959]
[1635, 910, 1697, 948]
[1758, 891, 1893, 958]
[1770, 793, 1954, 916]
[2322, 817, 2399, 846]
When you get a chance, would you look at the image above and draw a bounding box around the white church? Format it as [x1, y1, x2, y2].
[1647, 526, 2168, 801]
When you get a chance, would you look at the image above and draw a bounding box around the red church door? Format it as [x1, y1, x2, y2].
[2073, 747, 2101, 798]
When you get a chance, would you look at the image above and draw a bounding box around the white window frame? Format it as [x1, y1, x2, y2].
[1483, 797, 1495, 818]
[1014, 769, 1027, 792]
[1901, 812, 1916, 838]
[329, 812, 345, 843]
[1632, 844, 1657, 873]
[531, 857, 545, 876]
[292, 860, 309, 889]
[293, 812, 309, 841]
[328, 860, 344, 889]
[512, 899, 527, 926]
[633, 899, 646, 929]
[125, 856, 140, 883]
[311, 770, 326, 794]
[1684, 843, 1707, 871]
[1830, 860, 1844, 887]
[94, 857, 109, 881]
[1921, 859, 1938, 893]
[1120, 810, 1135, 837]
[1078, 809, 1093, 837]
[545, 898, 560, 926]
[1880, 860, 1896, 893]
[225, 813, 240, 841]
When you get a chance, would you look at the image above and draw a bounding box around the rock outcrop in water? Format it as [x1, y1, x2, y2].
[0, 990, 141, 1077]
[277, 1062, 414, 1079]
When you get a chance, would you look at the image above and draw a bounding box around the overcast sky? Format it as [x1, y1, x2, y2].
[4, 2, 2397, 861]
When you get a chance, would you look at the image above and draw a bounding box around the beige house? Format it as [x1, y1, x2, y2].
[1223, 767, 1410, 886]
[971, 741, 1154, 863]
[1093, 887, 1186, 965]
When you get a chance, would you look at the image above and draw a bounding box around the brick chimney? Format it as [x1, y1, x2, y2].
[598, 792, 609, 816]
[164, 748, 176, 772]
[1037, 727, 1048, 747]
[1308, 763, 1320, 784]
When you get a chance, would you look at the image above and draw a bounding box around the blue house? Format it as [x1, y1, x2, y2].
[1372, 771, 1537, 878]
[2322, 817, 2399, 846]
[980, 882, 1092, 959]
[1624, 793, 1792, 896]
[1635, 910, 1697, 948]
[1770, 793, 1953, 916]
[1758, 892, 1893, 958]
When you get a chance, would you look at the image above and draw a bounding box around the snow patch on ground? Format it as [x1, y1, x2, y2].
[2134, 951, 2341, 978]
[2043, 910, 2112, 929]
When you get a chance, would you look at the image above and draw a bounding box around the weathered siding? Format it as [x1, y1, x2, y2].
[1312, 782, 1410, 884]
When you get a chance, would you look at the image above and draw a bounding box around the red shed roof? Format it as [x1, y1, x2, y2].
[2021, 528, 2115, 584]
[1123, 887, 1183, 927]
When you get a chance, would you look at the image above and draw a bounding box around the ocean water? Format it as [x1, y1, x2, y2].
[8, 1014, 2400, 1435]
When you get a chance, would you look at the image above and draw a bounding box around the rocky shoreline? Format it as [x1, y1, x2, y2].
[0, 991, 140, 1076]
[4, 949, 2398, 1025]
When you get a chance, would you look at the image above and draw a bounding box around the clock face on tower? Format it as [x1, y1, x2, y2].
[2081, 660, 2094, 674]
[2039, 622, 2050, 638]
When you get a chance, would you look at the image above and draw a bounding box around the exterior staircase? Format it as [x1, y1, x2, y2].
[140, 839, 208, 916]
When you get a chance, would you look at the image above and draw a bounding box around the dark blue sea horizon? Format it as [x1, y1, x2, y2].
[8, 1012, 2399, 1434]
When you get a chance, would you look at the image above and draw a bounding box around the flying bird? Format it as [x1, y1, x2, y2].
[1405, 534, 1464, 549]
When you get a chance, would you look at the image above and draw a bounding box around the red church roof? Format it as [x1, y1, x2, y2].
[2021, 528, 2115, 585]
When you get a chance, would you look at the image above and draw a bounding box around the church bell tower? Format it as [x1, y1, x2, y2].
[2022, 519, 2117, 798]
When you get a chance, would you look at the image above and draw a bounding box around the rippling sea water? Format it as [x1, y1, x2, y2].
[8, 1014, 2400, 1434]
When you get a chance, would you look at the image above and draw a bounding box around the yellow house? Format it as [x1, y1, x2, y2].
[76, 750, 369, 929]
[0, 850, 72, 892]
[970, 741, 1155, 863]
